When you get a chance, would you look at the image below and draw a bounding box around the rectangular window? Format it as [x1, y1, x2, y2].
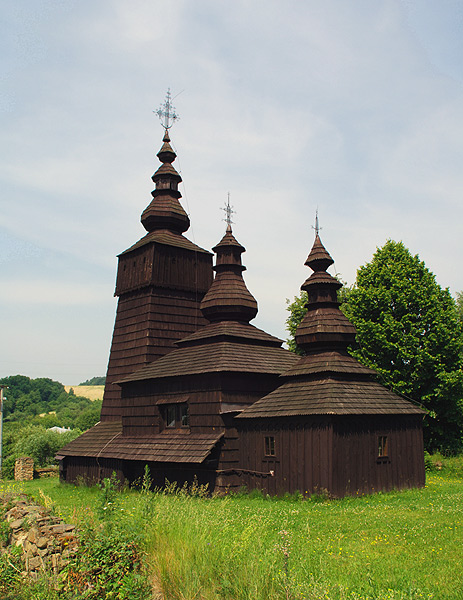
[179, 404, 189, 427]
[162, 404, 189, 429]
[378, 435, 389, 458]
[264, 436, 276, 457]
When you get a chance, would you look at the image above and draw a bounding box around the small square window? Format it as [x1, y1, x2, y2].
[162, 403, 189, 429]
[378, 435, 388, 458]
[264, 436, 276, 457]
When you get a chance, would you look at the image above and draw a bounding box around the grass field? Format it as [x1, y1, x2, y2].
[4, 459, 462, 600]
[63, 385, 104, 400]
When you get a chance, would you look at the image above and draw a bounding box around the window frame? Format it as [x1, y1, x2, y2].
[161, 403, 190, 430]
[264, 435, 276, 457]
[377, 435, 389, 458]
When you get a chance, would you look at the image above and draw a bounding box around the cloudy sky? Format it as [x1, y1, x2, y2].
[1, 1, 462, 384]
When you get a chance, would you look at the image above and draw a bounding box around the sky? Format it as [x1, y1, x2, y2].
[1, 0, 463, 385]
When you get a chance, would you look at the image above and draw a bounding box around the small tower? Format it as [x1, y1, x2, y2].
[101, 96, 213, 421]
[200, 224, 258, 323]
[237, 226, 425, 497]
[294, 233, 357, 351]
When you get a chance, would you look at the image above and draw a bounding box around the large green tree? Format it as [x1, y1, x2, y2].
[456, 291, 463, 325]
[286, 240, 463, 453]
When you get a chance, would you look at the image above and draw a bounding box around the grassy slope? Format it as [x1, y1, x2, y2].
[5, 471, 463, 600]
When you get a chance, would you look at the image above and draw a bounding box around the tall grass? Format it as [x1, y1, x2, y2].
[7, 457, 463, 600]
[142, 476, 463, 600]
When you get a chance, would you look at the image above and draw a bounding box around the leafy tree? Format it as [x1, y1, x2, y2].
[285, 292, 309, 355]
[286, 240, 463, 453]
[0, 374, 102, 478]
[456, 291, 463, 325]
[79, 376, 106, 385]
[3, 425, 81, 476]
[75, 402, 103, 431]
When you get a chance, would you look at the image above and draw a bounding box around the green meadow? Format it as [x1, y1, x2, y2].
[1, 458, 463, 600]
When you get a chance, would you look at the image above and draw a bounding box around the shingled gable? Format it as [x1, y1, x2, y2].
[100, 127, 213, 421]
[235, 231, 425, 497]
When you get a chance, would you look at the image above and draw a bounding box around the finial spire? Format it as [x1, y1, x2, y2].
[312, 208, 321, 236]
[221, 193, 235, 231]
[200, 225, 258, 323]
[155, 88, 179, 131]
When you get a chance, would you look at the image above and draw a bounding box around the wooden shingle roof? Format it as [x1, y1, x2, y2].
[237, 378, 424, 418]
[179, 321, 283, 347]
[118, 340, 298, 383]
[200, 225, 258, 323]
[119, 229, 211, 256]
[58, 421, 223, 463]
[280, 351, 374, 377]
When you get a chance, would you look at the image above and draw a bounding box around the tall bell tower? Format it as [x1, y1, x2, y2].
[101, 92, 213, 420]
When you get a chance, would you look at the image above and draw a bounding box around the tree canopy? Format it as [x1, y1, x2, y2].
[286, 240, 463, 453]
[0, 375, 102, 477]
[79, 376, 106, 386]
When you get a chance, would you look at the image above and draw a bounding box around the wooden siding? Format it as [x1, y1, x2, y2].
[119, 372, 283, 437]
[62, 456, 126, 486]
[331, 415, 425, 496]
[116, 244, 212, 296]
[61, 456, 219, 490]
[101, 289, 211, 421]
[235, 415, 424, 497]
[236, 417, 333, 496]
[101, 236, 212, 422]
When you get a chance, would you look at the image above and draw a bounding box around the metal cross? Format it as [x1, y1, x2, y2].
[222, 193, 235, 227]
[155, 88, 179, 130]
[312, 208, 321, 236]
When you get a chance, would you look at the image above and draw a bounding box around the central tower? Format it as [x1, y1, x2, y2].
[101, 95, 213, 420]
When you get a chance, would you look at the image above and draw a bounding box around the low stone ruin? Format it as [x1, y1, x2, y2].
[14, 457, 34, 481]
[1, 492, 79, 578]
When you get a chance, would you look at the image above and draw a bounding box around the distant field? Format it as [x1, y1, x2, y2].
[64, 385, 104, 400]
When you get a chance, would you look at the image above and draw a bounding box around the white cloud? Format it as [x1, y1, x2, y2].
[2, 280, 110, 306]
[1, 0, 463, 381]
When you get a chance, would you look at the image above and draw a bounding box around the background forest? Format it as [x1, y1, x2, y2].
[0, 375, 102, 478]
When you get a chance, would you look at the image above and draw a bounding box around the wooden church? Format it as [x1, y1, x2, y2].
[58, 103, 425, 496]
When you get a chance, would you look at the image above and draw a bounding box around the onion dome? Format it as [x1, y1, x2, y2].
[141, 130, 190, 234]
[295, 233, 356, 350]
[201, 225, 258, 323]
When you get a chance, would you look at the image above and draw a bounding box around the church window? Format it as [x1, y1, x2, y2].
[162, 403, 189, 429]
[377, 435, 389, 458]
[264, 436, 276, 457]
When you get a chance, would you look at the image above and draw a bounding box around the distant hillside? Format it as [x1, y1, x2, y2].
[79, 376, 106, 385]
[0, 374, 102, 430]
[64, 385, 104, 401]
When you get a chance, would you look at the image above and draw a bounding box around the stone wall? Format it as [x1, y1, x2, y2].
[1, 492, 78, 577]
[14, 457, 34, 481]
